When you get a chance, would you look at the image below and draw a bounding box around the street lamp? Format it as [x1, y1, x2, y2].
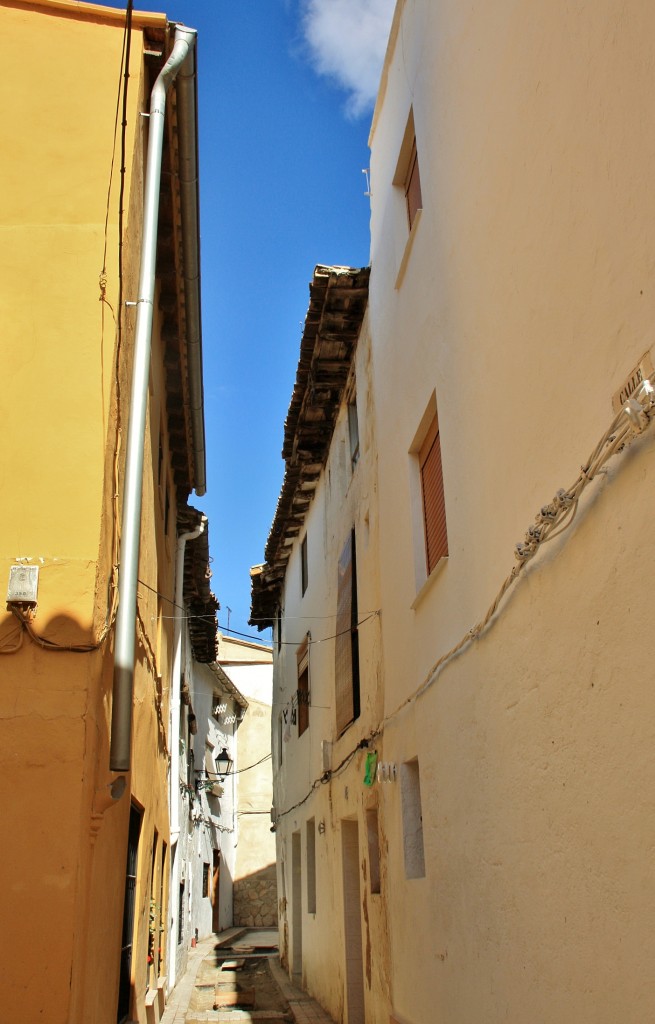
[215, 746, 233, 780]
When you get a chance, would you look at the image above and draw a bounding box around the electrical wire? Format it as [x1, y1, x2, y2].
[274, 737, 374, 822]
[0, 621, 24, 655]
[271, 378, 655, 824]
[197, 753, 272, 779]
[214, 614, 379, 647]
[10, 606, 104, 654]
[380, 375, 655, 727]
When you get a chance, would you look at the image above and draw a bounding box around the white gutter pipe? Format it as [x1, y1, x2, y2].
[110, 26, 198, 772]
[169, 516, 205, 843]
[168, 516, 205, 989]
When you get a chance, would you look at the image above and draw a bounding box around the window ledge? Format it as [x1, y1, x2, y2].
[411, 555, 447, 611]
[395, 208, 423, 290]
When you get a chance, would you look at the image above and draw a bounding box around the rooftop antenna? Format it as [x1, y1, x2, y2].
[362, 168, 371, 197]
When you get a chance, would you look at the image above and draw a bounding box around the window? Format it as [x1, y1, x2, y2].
[348, 395, 360, 466]
[404, 136, 422, 230]
[335, 530, 360, 735]
[393, 109, 423, 288]
[306, 819, 317, 914]
[178, 882, 185, 944]
[393, 109, 423, 232]
[401, 759, 425, 879]
[301, 535, 308, 596]
[366, 807, 381, 895]
[202, 862, 210, 898]
[118, 805, 142, 1023]
[419, 412, 448, 575]
[297, 638, 309, 737]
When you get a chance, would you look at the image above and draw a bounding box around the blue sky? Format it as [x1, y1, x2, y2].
[135, 0, 394, 642]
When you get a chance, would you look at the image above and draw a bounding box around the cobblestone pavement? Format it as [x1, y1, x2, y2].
[160, 928, 336, 1024]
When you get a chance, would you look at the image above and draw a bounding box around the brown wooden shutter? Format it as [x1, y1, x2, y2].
[297, 641, 309, 736]
[405, 138, 422, 230]
[335, 533, 354, 734]
[420, 417, 448, 575]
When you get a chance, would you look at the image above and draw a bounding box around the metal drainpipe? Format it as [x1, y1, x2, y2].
[110, 26, 197, 773]
[168, 517, 204, 989]
[170, 517, 205, 842]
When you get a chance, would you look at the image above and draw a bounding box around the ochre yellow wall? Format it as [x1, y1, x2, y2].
[0, 4, 176, 1023]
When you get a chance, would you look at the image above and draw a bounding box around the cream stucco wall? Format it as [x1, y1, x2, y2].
[367, 2, 655, 1021]
[267, 4, 655, 1022]
[271, 314, 391, 1023]
[216, 639, 277, 926]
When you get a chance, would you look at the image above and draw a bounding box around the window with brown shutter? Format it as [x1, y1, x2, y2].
[404, 137, 422, 230]
[335, 530, 360, 735]
[300, 535, 308, 596]
[297, 640, 309, 737]
[419, 415, 448, 575]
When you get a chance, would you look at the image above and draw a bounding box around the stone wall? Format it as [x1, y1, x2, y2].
[233, 865, 278, 928]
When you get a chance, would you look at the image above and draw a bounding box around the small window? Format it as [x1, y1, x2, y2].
[335, 530, 360, 735]
[366, 807, 381, 895]
[419, 414, 448, 575]
[177, 882, 185, 944]
[297, 639, 309, 737]
[301, 535, 308, 596]
[348, 396, 360, 466]
[404, 137, 422, 230]
[401, 759, 425, 879]
[202, 862, 210, 898]
[306, 818, 317, 913]
[393, 109, 423, 233]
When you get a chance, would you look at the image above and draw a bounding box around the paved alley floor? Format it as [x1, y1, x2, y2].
[160, 928, 336, 1024]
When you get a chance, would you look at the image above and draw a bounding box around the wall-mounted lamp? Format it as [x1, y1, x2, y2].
[317, 820, 326, 835]
[215, 746, 233, 779]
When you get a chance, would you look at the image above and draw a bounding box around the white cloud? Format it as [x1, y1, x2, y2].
[300, 0, 396, 118]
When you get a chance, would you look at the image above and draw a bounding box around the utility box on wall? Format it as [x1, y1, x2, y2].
[7, 565, 39, 606]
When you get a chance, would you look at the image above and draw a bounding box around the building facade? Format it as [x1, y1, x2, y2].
[251, 265, 391, 1022]
[181, 660, 245, 958]
[0, 4, 209, 1023]
[253, 2, 655, 1022]
[217, 635, 276, 928]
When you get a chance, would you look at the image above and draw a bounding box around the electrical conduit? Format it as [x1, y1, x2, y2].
[110, 26, 197, 773]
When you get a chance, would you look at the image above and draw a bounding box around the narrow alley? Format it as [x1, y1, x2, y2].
[161, 929, 335, 1024]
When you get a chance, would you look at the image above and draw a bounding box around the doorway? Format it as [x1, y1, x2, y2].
[341, 819, 365, 1024]
[212, 848, 220, 932]
[117, 804, 142, 1023]
[291, 831, 303, 978]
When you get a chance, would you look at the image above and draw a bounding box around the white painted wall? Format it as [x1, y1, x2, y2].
[367, 2, 655, 1022]
[269, 3, 655, 1022]
[271, 314, 391, 1022]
